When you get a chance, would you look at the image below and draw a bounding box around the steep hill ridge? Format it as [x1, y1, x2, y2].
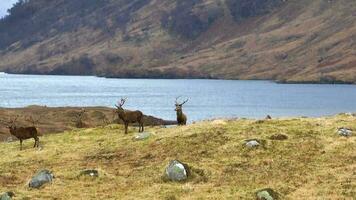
[0, 0, 355, 83]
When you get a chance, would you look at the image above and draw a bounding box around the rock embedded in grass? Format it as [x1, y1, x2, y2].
[29, 170, 54, 189]
[79, 169, 99, 178]
[256, 188, 279, 200]
[245, 140, 260, 148]
[133, 132, 151, 141]
[0, 192, 15, 200]
[337, 128, 352, 137]
[165, 160, 190, 182]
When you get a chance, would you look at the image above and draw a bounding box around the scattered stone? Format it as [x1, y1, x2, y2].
[165, 160, 190, 182]
[245, 140, 260, 148]
[133, 132, 151, 141]
[79, 169, 99, 178]
[5, 137, 13, 143]
[0, 192, 15, 200]
[337, 128, 352, 137]
[256, 188, 279, 200]
[269, 134, 288, 140]
[265, 115, 272, 120]
[29, 170, 54, 189]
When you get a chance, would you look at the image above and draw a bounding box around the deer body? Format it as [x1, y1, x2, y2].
[176, 109, 187, 125]
[115, 99, 144, 134]
[8, 126, 39, 150]
[175, 97, 189, 126]
[1, 115, 41, 150]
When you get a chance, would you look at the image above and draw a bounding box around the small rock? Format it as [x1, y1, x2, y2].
[79, 169, 99, 178]
[245, 140, 260, 148]
[134, 132, 151, 141]
[0, 192, 15, 200]
[256, 188, 279, 200]
[165, 160, 189, 182]
[29, 170, 54, 189]
[337, 128, 352, 137]
[6, 137, 13, 143]
[269, 134, 288, 140]
[265, 115, 272, 120]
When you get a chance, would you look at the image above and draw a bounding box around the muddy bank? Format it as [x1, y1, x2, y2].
[0, 106, 177, 141]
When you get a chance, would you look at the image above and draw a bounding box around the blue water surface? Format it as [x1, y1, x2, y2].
[1, 73, 356, 121]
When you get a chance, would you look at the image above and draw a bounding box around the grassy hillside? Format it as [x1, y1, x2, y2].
[0, 115, 355, 199]
[0, 0, 355, 83]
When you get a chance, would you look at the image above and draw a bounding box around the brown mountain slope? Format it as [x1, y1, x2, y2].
[0, 0, 355, 83]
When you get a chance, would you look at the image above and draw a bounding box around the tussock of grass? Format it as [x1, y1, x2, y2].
[0, 115, 355, 199]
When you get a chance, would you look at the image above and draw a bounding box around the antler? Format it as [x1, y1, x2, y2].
[180, 98, 189, 106]
[10, 115, 19, 124]
[175, 96, 189, 106]
[25, 115, 43, 126]
[75, 109, 86, 118]
[175, 96, 182, 105]
[0, 118, 9, 126]
[1, 115, 19, 127]
[115, 98, 127, 108]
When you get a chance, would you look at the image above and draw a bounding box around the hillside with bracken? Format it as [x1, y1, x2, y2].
[0, 0, 355, 83]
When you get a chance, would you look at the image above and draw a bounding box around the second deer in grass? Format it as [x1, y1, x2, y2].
[115, 98, 144, 134]
[0, 116, 40, 150]
[175, 97, 189, 125]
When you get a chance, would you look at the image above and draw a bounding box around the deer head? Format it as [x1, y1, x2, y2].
[0, 116, 19, 129]
[175, 96, 189, 112]
[115, 98, 127, 111]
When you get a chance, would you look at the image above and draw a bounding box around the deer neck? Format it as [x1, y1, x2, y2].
[176, 109, 183, 117]
[9, 127, 16, 133]
[117, 109, 126, 119]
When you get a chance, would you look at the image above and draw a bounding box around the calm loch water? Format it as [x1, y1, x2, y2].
[1, 73, 356, 122]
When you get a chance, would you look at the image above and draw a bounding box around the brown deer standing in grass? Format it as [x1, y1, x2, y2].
[0, 116, 40, 150]
[115, 98, 144, 134]
[175, 97, 189, 125]
[72, 109, 87, 128]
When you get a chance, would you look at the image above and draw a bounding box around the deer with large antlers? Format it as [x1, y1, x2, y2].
[0, 116, 40, 150]
[115, 98, 144, 134]
[175, 97, 189, 125]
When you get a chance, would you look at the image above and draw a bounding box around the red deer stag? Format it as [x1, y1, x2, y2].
[115, 98, 144, 134]
[0, 116, 40, 150]
[175, 97, 189, 125]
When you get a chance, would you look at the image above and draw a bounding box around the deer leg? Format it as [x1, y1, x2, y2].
[20, 139, 23, 150]
[141, 123, 144, 132]
[125, 123, 128, 134]
[34, 137, 39, 148]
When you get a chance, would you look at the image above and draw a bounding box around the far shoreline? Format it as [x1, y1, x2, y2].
[1, 71, 355, 85]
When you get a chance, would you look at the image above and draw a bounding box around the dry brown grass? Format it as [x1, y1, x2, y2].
[0, 115, 355, 199]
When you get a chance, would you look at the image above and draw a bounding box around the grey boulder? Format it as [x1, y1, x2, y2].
[79, 169, 99, 178]
[133, 132, 151, 141]
[29, 170, 54, 189]
[245, 140, 260, 148]
[338, 128, 352, 137]
[165, 160, 189, 182]
[256, 188, 279, 200]
[0, 192, 15, 200]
